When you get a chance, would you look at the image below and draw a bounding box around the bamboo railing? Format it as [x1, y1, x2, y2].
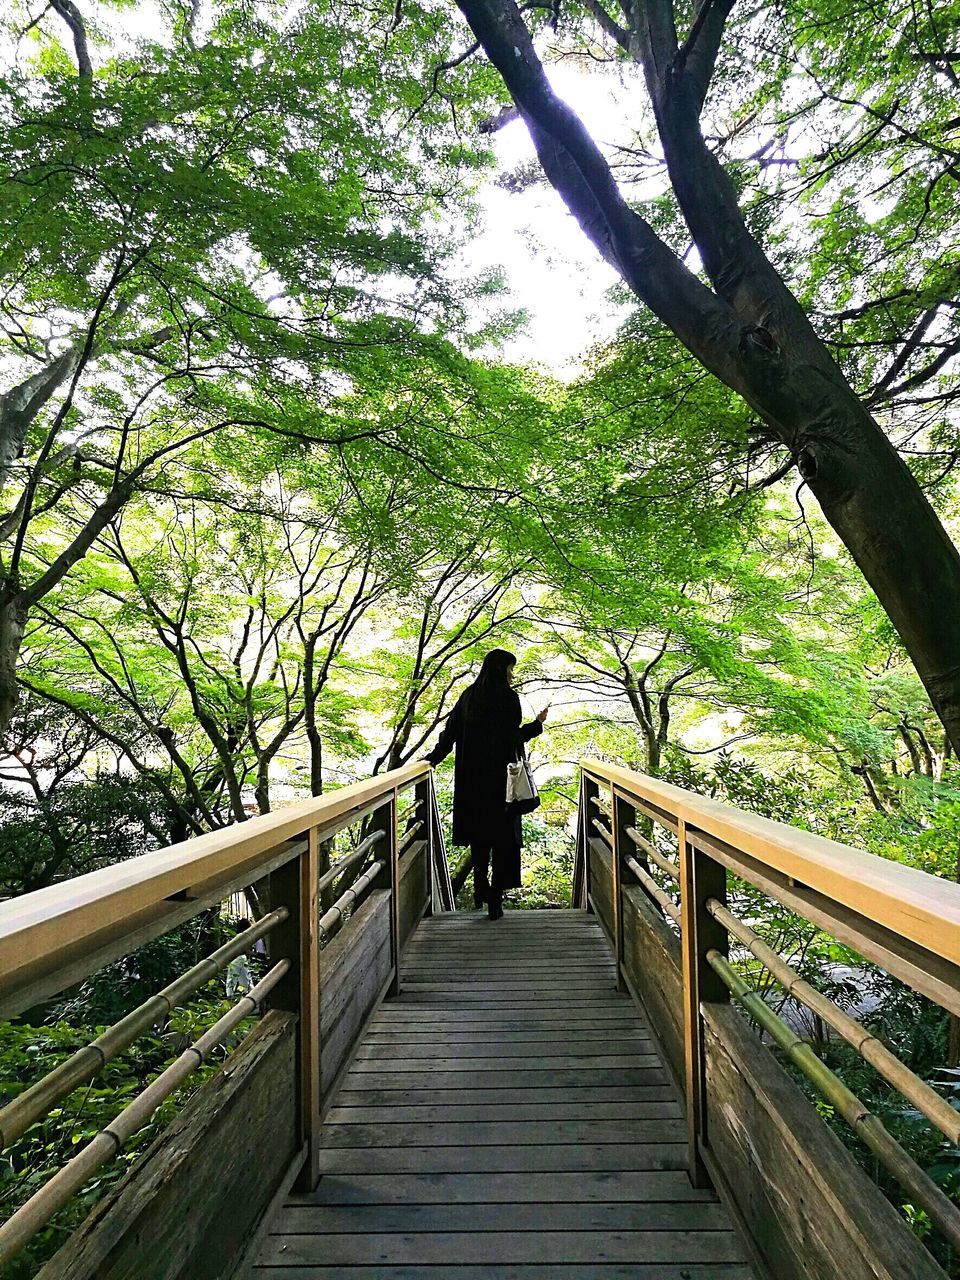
[0, 761, 453, 1273]
[575, 758, 960, 1277]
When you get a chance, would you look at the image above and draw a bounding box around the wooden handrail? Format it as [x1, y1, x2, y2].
[705, 895, 960, 1145]
[579, 754, 960, 1266]
[0, 760, 427, 1013]
[0, 959, 291, 1267]
[0, 758, 449, 1276]
[582, 757, 960, 972]
[706, 948, 960, 1252]
[0, 907, 290, 1151]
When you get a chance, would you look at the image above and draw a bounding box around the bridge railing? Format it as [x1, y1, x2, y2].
[576, 757, 960, 1280]
[0, 760, 451, 1280]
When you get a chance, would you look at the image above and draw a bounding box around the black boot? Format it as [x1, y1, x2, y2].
[487, 890, 503, 921]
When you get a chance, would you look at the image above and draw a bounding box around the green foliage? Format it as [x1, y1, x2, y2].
[1, 0, 959, 1271]
[48, 912, 240, 1025]
[0, 989, 250, 1279]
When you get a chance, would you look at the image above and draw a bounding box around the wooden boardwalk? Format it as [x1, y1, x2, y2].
[250, 909, 754, 1279]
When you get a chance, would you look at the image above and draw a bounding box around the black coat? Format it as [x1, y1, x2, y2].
[427, 686, 543, 889]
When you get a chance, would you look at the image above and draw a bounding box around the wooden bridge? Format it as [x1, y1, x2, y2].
[1, 760, 959, 1279]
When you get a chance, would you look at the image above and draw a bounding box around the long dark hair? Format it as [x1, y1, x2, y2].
[464, 648, 516, 719]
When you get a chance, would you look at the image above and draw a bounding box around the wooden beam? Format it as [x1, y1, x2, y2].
[268, 836, 321, 1193]
[0, 761, 429, 1009]
[584, 759, 960, 974]
[370, 793, 401, 996]
[691, 826, 960, 1017]
[611, 793, 635, 993]
[580, 775, 600, 914]
[0, 841, 304, 1021]
[416, 779, 434, 915]
[678, 818, 727, 1189]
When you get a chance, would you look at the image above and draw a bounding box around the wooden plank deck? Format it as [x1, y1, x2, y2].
[250, 909, 754, 1279]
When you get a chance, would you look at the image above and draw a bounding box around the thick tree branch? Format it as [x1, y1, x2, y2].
[458, 0, 960, 767]
[869, 331, 960, 406]
[0, 347, 84, 492]
[454, 0, 740, 384]
[676, 0, 738, 115]
[581, 0, 630, 52]
[50, 0, 93, 78]
[868, 304, 940, 399]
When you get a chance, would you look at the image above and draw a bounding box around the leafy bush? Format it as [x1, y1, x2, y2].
[0, 912, 257, 1279]
[0, 992, 251, 1280]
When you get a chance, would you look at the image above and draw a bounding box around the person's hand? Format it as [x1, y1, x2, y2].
[537, 706, 549, 723]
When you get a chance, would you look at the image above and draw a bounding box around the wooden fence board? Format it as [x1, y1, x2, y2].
[398, 843, 428, 947]
[621, 883, 684, 1087]
[703, 1003, 946, 1280]
[319, 888, 392, 1101]
[40, 1013, 296, 1280]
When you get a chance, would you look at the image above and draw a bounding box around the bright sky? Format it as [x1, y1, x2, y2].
[465, 63, 636, 378]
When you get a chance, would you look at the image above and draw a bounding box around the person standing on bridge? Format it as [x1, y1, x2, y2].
[426, 649, 548, 920]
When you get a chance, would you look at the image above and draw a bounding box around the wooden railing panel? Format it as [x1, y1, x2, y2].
[613, 878, 946, 1280]
[0, 761, 429, 1018]
[581, 757, 958, 1280]
[586, 837, 614, 943]
[621, 885, 684, 1089]
[0, 762, 452, 1276]
[587, 759, 960, 971]
[0, 841, 306, 1021]
[702, 1004, 946, 1280]
[690, 826, 960, 1015]
[398, 840, 429, 949]
[318, 889, 393, 1104]
[37, 1011, 297, 1280]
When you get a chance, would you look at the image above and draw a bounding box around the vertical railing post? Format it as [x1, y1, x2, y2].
[417, 774, 434, 916]
[678, 818, 728, 1188]
[388, 790, 401, 992]
[371, 793, 401, 995]
[611, 790, 636, 992]
[572, 773, 585, 910]
[269, 830, 321, 1191]
[582, 773, 600, 914]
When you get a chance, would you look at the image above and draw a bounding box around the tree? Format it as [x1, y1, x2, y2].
[0, 0, 495, 731]
[0, 696, 166, 894]
[370, 538, 533, 772]
[19, 474, 395, 828]
[442, 0, 960, 753]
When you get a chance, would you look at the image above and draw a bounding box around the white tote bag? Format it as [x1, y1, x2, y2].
[506, 754, 540, 812]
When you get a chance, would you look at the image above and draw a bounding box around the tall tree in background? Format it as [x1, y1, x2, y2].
[0, 0, 497, 731]
[371, 539, 532, 772]
[446, 0, 960, 751]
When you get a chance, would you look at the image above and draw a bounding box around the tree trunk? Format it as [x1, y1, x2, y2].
[454, 0, 960, 757]
[854, 763, 886, 813]
[303, 637, 324, 797]
[913, 725, 936, 777]
[254, 768, 270, 817]
[900, 724, 924, 776]
[0, 595, 27, 734]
